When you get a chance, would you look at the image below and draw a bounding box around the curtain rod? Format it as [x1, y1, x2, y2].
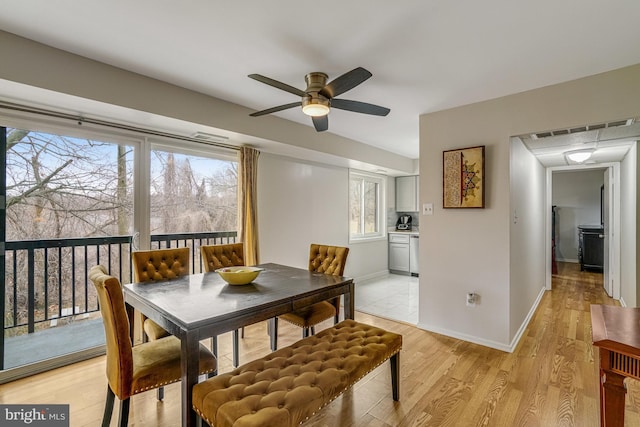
[0, 101, 240, 151]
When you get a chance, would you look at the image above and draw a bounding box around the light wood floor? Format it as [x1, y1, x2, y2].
[1, 262, 639, 426]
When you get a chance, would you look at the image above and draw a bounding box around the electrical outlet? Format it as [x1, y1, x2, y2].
[423, 203, 433, 215]
[466, 292, 477, 307]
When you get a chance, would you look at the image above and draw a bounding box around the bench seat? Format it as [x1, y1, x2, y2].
[193, 319, 402, 427]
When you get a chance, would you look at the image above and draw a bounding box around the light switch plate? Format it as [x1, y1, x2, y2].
[423, 203, 433, 215]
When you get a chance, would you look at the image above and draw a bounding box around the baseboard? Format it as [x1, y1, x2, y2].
[619, 297, 627, 307]
[556, 258, 579, 264]
[416, 322, 512, 352]
[416, 285, 546, 354]
[506, 286, 546, 352]
[354, 270, 391, 283]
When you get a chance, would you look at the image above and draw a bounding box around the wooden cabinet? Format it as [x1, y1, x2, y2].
[578, 225, 604, 271]
[396, 176, 419, 212]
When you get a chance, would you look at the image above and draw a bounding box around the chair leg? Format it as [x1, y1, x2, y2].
[157, 386, 164, 401]
[310, 325, 316, 335]
[102, 386, 115, 427]
[241, 326, 245, 338]
[118, 397, 130, 427]
[302, 327, 309, 338]
[232, 329, 240, 368]
[390, 352, 400, 401]
[270, 317, 278, 351]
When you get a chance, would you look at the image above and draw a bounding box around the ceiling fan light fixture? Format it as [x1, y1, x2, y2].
[301, 97, 330, 117]
[565, 149, 593, 163]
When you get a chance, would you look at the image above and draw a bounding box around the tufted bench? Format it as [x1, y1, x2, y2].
[192, 319, 402, 427]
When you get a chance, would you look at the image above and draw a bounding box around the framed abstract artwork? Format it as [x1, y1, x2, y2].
[443, 145, 485, 208]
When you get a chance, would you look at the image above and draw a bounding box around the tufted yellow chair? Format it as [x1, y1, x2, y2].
[201, 243, 244, 272]
[131, 247, 190, 342]
[89, 265, 216, 427]
[201, 243, 246, 367]
[272, 244, 349, 350]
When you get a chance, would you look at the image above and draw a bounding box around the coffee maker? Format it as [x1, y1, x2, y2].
[396, 214, 412, 230]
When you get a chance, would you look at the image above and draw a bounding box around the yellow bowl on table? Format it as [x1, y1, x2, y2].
[215, 266, 263, 285]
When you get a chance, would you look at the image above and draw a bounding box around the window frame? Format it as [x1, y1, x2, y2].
[348, 169, 386, 243]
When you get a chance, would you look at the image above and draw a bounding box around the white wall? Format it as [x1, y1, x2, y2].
[420, 64, 640, 350]
[257, 153, 388, 280]
[509, 137, 546, 343]
[0, 30, 415, 175]
[620, 143, 637, 307]
[552, 170, 605, 262]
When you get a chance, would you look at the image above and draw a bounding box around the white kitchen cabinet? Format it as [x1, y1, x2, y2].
[389, 233, 410, 273]
[409, 235, 419, 275]
[396, 175, 419, 212]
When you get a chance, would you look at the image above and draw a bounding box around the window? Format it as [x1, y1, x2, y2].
[349, 170, 385, 241]
[149, 148, 237, 234]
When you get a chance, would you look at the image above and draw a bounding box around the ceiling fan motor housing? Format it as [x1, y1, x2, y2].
[302, 72, 330, 116]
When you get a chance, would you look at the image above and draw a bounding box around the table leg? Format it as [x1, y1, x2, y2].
[344, 281, 355, 320]
[600, 368, 626, 427]
[181, 332, 200, 427]
[125, 304, 135, 342]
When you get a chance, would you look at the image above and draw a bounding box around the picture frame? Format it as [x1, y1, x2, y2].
[443, 145, 485, 208]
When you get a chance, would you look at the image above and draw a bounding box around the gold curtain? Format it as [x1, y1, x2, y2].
[238, 146, 260, 265]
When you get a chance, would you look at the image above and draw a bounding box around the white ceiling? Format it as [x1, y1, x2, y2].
[520, 119, 640, 167]
[1, 0, 640, 163]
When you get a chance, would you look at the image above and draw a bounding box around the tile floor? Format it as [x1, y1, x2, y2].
[354, 273, 419, 324]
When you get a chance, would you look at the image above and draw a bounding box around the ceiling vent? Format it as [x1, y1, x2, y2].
[190, 131, 229, 142]
[530, 118, 635, 140]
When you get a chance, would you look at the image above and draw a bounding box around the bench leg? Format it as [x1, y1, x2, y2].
[390, 352, 400, 401]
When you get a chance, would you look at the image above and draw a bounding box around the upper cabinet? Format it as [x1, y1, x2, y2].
[396, 175, 419, 212]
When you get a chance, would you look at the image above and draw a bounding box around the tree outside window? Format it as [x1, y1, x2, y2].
[349, 170, 385, 241]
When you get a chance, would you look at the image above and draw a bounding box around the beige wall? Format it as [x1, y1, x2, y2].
[419, 64, 640, 349]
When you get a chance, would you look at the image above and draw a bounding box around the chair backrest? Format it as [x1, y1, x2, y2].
[88, 265, 134, 400]
[131, 247, 190, 282]
[201, 243, 245, 272]
[308, 244, 349, 276]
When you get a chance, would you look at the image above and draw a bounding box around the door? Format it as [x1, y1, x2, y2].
[2, 126, 136, 373]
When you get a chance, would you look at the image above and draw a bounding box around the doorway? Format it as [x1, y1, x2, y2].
[550, 168, 609, 293]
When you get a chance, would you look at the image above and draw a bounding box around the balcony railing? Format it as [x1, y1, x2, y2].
[2, 231, 237, 370]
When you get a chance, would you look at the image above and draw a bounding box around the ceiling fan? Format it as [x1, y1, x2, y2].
[248, 67, 390, 132]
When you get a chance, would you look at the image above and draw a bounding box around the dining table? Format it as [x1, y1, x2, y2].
[122, 262, 355, 427]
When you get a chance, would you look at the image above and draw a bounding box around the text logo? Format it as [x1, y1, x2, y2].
[0, 405, 69, 426]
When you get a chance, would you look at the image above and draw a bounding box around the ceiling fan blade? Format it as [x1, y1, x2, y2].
[330, 99, 390, 116]
[312, 115, 328, 132]
[320, 67, 372, 99]
[249, 102, 302, 117]
[248, 74, 307, 97]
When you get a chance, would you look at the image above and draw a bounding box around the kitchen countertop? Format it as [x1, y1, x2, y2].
[388, 229, 419, 236]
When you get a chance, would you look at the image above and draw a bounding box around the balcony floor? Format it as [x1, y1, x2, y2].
[4, 318, 105, 369]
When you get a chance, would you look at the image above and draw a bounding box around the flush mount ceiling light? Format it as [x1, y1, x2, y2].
[565, 149, 594, 163]
[301, 96, 330, 117]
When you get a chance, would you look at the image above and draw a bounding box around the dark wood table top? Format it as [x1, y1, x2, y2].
[123, 262, 353, 336]
[591, 304, 640, 357]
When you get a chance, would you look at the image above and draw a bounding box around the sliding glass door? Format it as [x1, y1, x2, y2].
[2, 126, 135, 375]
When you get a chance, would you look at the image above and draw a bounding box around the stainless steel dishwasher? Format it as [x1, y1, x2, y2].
[409, 234, 419, 276]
